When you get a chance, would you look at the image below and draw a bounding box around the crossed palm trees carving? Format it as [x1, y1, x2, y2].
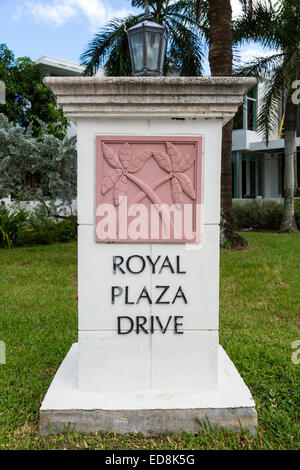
[101, 142, 196, 208]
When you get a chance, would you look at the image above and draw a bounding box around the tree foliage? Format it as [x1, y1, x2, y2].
[0, 113, 77, 218]
[0, 44, 68, 139]
[80, 0, 207, 77]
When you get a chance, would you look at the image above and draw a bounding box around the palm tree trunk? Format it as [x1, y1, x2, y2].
[208, 0, 232, 76]
[208, 0, 248, 248]
[280, 93, 298, 232]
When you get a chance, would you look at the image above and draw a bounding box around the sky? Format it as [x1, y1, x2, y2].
[0, 0, 273, 73]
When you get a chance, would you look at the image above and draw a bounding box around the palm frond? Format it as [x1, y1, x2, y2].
[278, 47, 300, 93]
[234, 52, 285, 77]
[103, 28, 132, 77]
[80, 0, 207, 77]
[233, 1, 280, 50]
[165, 17, 203, 76]
[257, 66, 285, 144]
[274, 0, 300, 48]
[80, 16, 142, 76]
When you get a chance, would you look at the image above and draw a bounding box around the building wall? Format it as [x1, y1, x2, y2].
[263, 153, 281, 198]
[231, 79, 300, 200]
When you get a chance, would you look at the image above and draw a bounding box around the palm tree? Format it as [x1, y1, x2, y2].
[80, 0, 205, 76]
[207, 0, 249, 248]
[80, 0, 261, 245]
[234, 0, 300, 233]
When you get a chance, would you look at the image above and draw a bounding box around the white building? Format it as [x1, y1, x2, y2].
[35, 56, 85, 77]
[232, 80, 300, 200]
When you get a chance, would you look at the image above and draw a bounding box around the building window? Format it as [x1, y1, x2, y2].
[233, 105, 243, 130]
[240, 152, 263, 198]
[233, 86, 257, 131]
[246, 87, 257, 131]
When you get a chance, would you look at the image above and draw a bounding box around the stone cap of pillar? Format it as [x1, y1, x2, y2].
[44, 76, 256, 123]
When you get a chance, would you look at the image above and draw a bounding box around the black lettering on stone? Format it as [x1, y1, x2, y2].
[136, 316, 149, 334]
[118, 316, 134, 334]
[125, 286, 134, 304]
[174, 316, 184, 334]
[112, 286, 123, 304]
[126, 255, 146, 274]
[159, 256, 175, 274]
[155, 285, 170, 304]
[176, 256, 186, 274]
[172, 286, 188, 304]
[113, 256, 125, 274]
[150, 315, 154, 334]
[137, 286, 152, 304]
[156, 315, 172, 334]
[146, 255, 161, 273]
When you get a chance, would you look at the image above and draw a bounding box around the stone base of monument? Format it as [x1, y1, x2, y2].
[39, 343, 257, 435]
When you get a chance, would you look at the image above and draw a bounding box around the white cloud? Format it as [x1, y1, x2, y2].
[72, 0, 129, 32]
[16, 0, 132, 32]
[26, 1, 77, 27]
[239, 48, 272, 63]
[231, 0, 243, 19]
[14, 0, 278, 33]
[12, 5, 22, 21]
[234, 46, 282, 70]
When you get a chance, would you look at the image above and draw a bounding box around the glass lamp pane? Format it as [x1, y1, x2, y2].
[160, 35, 167, 70]
[131, 32, 144, 72]
[145, 32, 160, 70]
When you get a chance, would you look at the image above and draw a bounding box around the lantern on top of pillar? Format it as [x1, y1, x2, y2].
[127, 3, 168, 76]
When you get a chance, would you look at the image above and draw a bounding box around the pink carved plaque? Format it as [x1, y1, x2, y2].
[96, 136, 203, 243]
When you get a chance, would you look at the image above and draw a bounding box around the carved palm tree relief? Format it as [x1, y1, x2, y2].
[101, 141, 174, 231]
[101, 142, 154, 205]
[97, 136, 202, 243]
[132, 142, 196, 206]
[102, 142, 196, 208]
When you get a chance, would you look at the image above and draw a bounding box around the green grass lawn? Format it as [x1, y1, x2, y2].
[0, 232, 299, 450]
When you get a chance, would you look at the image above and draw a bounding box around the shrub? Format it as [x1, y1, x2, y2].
[15, 218, 77, 247]
[0, 203, 29, 248]
[233, 200, 300, 231]
[0, 113, 76, 218]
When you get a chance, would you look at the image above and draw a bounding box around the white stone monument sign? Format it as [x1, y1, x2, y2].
[40, 77, 257, 434]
